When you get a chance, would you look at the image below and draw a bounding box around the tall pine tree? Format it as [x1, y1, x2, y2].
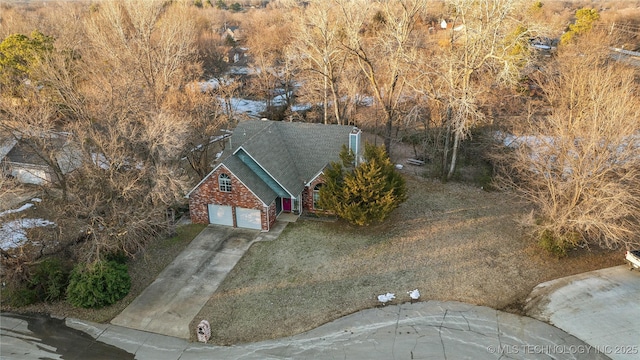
[319, 143, 407, 226]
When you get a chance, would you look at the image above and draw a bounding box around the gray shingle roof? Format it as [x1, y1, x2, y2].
[223, 156, 278, 205]
[223, 120, 355, 198]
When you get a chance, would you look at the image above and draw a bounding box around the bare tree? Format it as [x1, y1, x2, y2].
[243, 9, 295, 118]
[62, 110, 190, 262]
[337, 0, 425, 154]
[433, 0, 532, 180]
[493, 40, 640, 251]
[170, 85, 230, 179]
[84, 0, 200, 108]
[291, 1, 348, 124]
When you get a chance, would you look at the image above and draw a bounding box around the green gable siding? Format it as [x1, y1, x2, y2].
[236, 149, 290, 198]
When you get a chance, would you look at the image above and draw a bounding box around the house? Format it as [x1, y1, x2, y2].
[224, 47, 248, 65]
[221, 25, 243, 43]
[186, 120, 361, 231]
[0, 132, 82, 185]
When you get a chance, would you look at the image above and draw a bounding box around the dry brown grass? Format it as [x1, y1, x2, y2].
[191, 175, 620, 345]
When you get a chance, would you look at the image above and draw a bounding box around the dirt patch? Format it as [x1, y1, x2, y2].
[192, 175, 621, 345]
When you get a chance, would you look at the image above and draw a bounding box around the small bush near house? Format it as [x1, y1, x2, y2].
[66, 260, 131, 309]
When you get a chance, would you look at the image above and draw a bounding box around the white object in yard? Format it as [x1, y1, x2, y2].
[395, 164, 403, 170]
[196, 320, 211, 343]
[377, 292, 395, 304]
[625, 250, 640, 270]
[408, 289, 420, 300]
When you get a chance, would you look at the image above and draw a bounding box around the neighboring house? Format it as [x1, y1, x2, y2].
[186, 119, 361, 231]
[0, 133, 82, 186]
[224, 47, 248, 65]
[221, 26, 243, 42]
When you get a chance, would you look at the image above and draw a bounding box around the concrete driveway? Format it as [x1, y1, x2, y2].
[525, 265, 640, 360]
[111, 223, 285, 339]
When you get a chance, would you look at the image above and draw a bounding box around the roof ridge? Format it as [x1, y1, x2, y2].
[272, 122, 304, 185]
[235, 120, 274, 150]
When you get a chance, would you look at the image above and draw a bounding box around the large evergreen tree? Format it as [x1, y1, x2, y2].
[319, 143, 407, 226]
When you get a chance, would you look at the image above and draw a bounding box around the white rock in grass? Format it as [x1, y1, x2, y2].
[408, 289, 420, 300]
[377, 292, 395, 304]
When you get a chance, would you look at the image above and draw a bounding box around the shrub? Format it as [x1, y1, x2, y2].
[538, 230, 580, 258]
[105, 250, 129, 265]
[29, 258, 71, 302]
[319, 143, 407, 226]
[66, 260, 131, 309]
[3, 286, 37, 307]
[560, 7, 600, 45]
[1, 257, 70, 306]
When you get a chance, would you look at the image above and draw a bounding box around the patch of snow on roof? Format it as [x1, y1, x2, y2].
[228, 67, 252, 75]
[91, 153, 110, 169]
[0, 218, 56, 250]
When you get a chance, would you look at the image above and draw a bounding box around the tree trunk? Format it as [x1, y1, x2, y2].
[447, 130, 461, 180]
[323, 62, 329, 124]
[441, 106, 452, 182]
[384, 108, 393, 156]
[330, 81, 342, 125]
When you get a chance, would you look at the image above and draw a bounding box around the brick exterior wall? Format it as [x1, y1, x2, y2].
[267, 201, 277, 229]
[302, 174, 325, 213]
[189, 165, 271, 230]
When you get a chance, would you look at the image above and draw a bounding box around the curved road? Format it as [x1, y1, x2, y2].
[1, 301, 609, 360]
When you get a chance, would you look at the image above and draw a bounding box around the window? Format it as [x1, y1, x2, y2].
[313, 183, 323, 210]
[219, 173, 232, 192]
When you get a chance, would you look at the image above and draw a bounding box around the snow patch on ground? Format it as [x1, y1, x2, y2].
[0, 203, 34, 218]
[0, 218, 56, 250]
[224, 98, 266, 117]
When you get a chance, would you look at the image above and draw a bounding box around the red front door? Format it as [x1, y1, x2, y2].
[282, 198, 292, 212]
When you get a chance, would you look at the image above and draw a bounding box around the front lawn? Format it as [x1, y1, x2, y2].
[191, 175, 620, 345]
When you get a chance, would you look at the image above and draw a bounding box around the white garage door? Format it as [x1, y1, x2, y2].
[235, 207, 262, 230]
[208, 204, 233, 226]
